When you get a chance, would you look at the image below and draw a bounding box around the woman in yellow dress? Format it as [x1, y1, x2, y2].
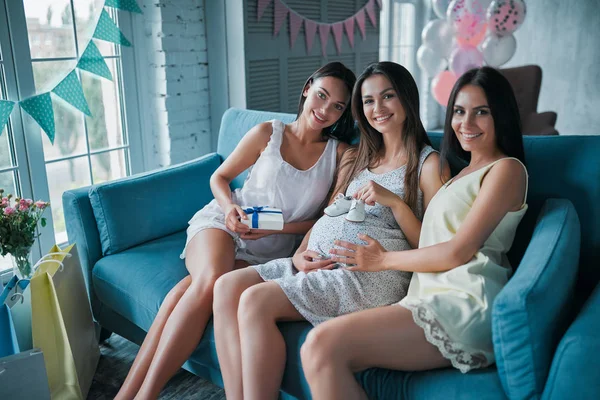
[301, 66, 528, 399]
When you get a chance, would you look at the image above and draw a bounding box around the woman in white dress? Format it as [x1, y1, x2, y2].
[301, 66, 528, 400]
[212, 62, 449, 400]
[115, 62, 356, 400]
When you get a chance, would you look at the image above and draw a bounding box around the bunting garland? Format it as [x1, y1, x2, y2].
[0, 0, 141, 142]
[258, 0, 380, 55]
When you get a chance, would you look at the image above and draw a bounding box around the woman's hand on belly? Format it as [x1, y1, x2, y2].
[293, 250, 337, 273]
[240, 229, 274, 240]
[330, 234, 387, 272]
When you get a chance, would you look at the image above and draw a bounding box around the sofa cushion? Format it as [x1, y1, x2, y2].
[492, 199, 581, 399]
[89, 153, 220, 255]
[92, 230, 189, 331]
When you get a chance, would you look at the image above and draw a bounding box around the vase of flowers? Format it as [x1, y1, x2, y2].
[0, 189, 49, 280]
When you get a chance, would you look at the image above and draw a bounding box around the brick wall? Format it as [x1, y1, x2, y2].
[137, 0, 211, 168]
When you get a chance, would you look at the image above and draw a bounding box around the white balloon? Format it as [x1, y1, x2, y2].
[422, 19, 455, 59]
[481, 33, 516, 66]
[432, 0, 452, 19]
[417, 45, 448, 77]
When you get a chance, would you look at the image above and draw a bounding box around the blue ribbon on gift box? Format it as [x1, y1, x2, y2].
[243, 206, 282, 229]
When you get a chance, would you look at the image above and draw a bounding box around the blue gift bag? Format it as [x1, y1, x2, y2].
[0, 303, 19, 358]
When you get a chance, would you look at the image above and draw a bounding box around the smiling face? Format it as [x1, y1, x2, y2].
[301, 76, 350, 131]
[360, 74, 406, 135]
[451, 84, 497, 154]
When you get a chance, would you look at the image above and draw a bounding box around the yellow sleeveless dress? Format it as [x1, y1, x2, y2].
[398, 157, 528, 373]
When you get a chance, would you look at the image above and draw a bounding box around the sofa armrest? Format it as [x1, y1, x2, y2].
[89, 153, 221, 255]
[63, 186, 104, 315]
[492, 199, 580, 399]
[542, 282, 600, 400]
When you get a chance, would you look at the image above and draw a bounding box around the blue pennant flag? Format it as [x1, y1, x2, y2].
[77, 41, 113, 80]
[93, 9, 132, 47]
[52, 71, 92, 116]
[20, 93, 55, 144]
[104, 0, 143, 14]
[0, 100, 15, 136]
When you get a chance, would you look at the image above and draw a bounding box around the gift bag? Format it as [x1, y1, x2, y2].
[0, 349, 51, 399]
[31, 244, 100, 399]
[0, 303, 19, 358]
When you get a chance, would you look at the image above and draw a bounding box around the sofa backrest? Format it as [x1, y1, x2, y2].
[217, 108, 600, 297]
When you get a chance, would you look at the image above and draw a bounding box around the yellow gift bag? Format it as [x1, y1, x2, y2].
[31, 244, 100, 399]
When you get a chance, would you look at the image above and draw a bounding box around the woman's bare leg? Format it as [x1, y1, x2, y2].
[213, 268, 264, 400]
[238, 282, 305, 400]
[115, 275, 192, 400]
[131, 229, 242, 399]
[301, 305, 450, 400]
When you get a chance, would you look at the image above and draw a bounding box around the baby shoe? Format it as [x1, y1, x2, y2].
[324, 193, 353, 217]
[345, 199, 366, 222]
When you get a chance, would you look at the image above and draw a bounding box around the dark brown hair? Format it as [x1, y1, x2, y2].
[441, 66, 525, 167]
[296, 62, 357, 144]
[333, 62, 431, 212]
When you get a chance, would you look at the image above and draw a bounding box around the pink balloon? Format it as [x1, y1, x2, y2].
[456, 22, 487, 47]
[449, 45, 484, 76]
[432, 71, 458, 106]
[447, 0, 487, 43]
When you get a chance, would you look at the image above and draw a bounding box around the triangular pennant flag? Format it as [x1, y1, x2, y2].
[257, 0, 273, 21]
[77, 41, 113, 80]
[318, 24, 331, 57]
[365, 0, 377, 28]
[356, 9, 366, 39]
[51, 71, 92, 116]
[93, 9, 131, 47]
[305, 19, 317, 53]
[344, 17, 355, 48]
[332, 23, 344, 54]
[273, 0, 288, 36]
[376, 0, 382, 7]
[104, 0, 142, 14]
[20, 93, 55, 143]
[0, 100, 15, 135]
[289, 11, 303, 48]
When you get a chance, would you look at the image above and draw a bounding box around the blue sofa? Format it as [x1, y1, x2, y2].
[63, 108, 600, 399]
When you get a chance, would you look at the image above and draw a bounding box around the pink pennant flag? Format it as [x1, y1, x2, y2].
[305, 19, 317, 53]
[355, 9, 366, 40]
[376, 0, 382, 8]
[365, 0, 377, 28]
[273, 0, 289, 36]
[332, 22, 344, 54]
[257, 0, 272, 21]
[318, 24, 331, 57]
[289, 12, 303, 48]
[344, 17, 355, 48]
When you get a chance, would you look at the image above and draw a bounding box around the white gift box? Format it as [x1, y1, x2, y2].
[240, 206, 284, 230]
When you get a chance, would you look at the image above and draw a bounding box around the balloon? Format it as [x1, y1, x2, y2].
[421, 19, 455, 58]
[486, 0, 527, 35]
[456, 22, 487, 47]
[417, 45, 448, 77]
[432, 0, 452, 19]
[447, 0, 487, 46]
[449, 45, 484, 76]
[481, 33, 516, 66]
[431, 71, 458, 107]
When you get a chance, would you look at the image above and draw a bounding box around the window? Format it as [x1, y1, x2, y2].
[380, 0, 419, 79]
[0, 0, 140, 275]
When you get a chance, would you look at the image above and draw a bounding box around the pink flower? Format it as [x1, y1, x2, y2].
[25, 199, 33, 206]
[35, 201, 47, 209]
[19, 199, 29, 210]
[4, 207, 15, 215]
[0, 198, 7, 207]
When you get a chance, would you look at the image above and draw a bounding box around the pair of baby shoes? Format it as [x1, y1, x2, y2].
[324, 193, 366, 222]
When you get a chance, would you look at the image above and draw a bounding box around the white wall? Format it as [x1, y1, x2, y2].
[133, 0, 212, 169]
[502, 0, 599, 135]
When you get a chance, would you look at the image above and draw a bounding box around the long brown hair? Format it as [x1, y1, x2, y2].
[334, 62, 431, 212]
[296, 62, 357, 144]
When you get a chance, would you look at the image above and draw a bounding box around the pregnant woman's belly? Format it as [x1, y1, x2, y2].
[307, 214, 411, 259]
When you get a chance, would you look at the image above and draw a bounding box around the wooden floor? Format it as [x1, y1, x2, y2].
[87, 334, 225, 400]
